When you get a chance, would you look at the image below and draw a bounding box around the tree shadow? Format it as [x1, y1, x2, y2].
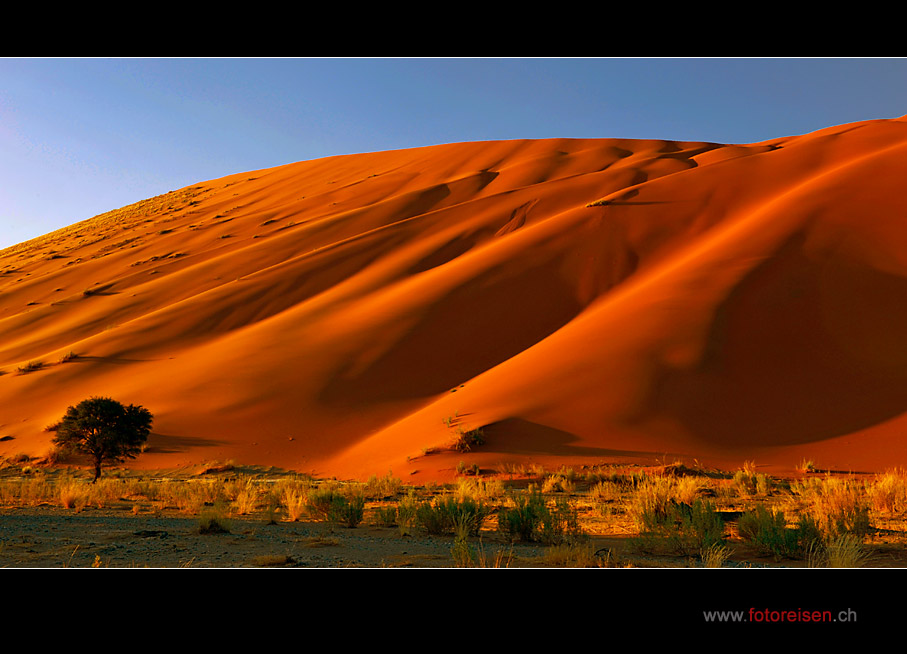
[143, 432, 225, 454]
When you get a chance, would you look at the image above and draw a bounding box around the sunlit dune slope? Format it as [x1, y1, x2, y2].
[3, 118, 907, 480]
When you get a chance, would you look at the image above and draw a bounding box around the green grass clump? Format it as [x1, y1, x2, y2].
[496, 489, 582, 545]
[733, 461, 772, 497]
[496, 490, 547, 542]
[395, 490, 420, 537]
[305, 486, 365, 527]
[364, 471, 402, 499]
[415, 494, 491, 536]
[330, 493, 365, 528]
[737, 505, 822, 560]
[623, 474, 727, 556]
[633, 497, 726, 556]
[372, 505, 399, 528]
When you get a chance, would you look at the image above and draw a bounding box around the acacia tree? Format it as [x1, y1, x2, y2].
[51, 397, 153, 482]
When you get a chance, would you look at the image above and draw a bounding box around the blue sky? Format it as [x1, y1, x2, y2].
[2, 57, 906, 250]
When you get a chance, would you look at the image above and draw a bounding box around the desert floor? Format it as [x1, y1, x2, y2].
[3, 460, 907, 570]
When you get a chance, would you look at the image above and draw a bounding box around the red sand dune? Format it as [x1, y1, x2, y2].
[3, 117, 907, 482]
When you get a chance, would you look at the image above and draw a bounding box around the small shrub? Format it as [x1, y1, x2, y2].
[372, 505, 399, 528]
[497, 489, 548, 543]
[450, 534, 478, 568]
[591, 480, 622, 517]
[455, 477, 503, 503]
[685, 499, 726, 552]
[364, 471, 401, 499]
[305, 487, 338, 522]
[733, 461, 772, 497]
[631, 494, 725, 556]
[58, 479, 90, 511]
[16, 361, 44, 375]
[797, 458, 818, 473]
[416, 494, 490, 536]
[737, 505, 821, 560]
[590, 480, 621, 503]
[539, 495, 583, 545]
[626, 476, 700, 529]
[415, 500, 449, 535]
[304, 485, 365, 527]
[263, 492, 282, 525]
[542, 474, 575, 494]
[456, 460, 480, 476]
[330, 493, 365, 528]
[197, 502, 233, 534]
[276, 478, 311, 522]
[756, 473, 773, 496]
[395, 491, 420, 537]
[497, 489, 582, 545]
[231, 478, 260, 515]
[451, 427, 485, 453]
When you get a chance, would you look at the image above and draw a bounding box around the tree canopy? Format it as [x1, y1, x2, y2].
[51, 397, 153, 482]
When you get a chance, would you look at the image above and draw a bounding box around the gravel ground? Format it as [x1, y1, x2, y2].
[0, 506, 551, 568]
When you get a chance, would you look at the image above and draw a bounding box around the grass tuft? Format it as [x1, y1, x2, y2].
[197, 502, 233, 534]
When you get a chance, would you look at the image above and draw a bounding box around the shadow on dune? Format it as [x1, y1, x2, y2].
[318, 258, 586, 405]
[481, 418, 655, 458]
[143, 432, 225, 454]
[590, 187, 673, 207]
[72, 355, 156, 365]
[81, 283, 119, 297]
[652, 231, 907, 448]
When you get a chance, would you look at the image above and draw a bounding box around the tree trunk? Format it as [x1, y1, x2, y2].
[93, 458, 102, 483]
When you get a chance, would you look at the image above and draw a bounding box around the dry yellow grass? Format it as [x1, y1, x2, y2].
[624, 474, 703, 529]
[827, 534, 869, 568]
[701, 542, 731, 568]
[455, 477, 504, 502]
[1, 458, 907, 568]
[249, 554, 295, 567]
[230, 478, 261, 515]
[540, 541, 602, 567]
[791, 475, 872, 539]
[866, 469, 907, 515]
[274, 478, 312, 522]
[58, 480, 90, 510]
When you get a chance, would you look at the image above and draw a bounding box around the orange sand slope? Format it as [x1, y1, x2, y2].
[3, 117, 907, 481]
